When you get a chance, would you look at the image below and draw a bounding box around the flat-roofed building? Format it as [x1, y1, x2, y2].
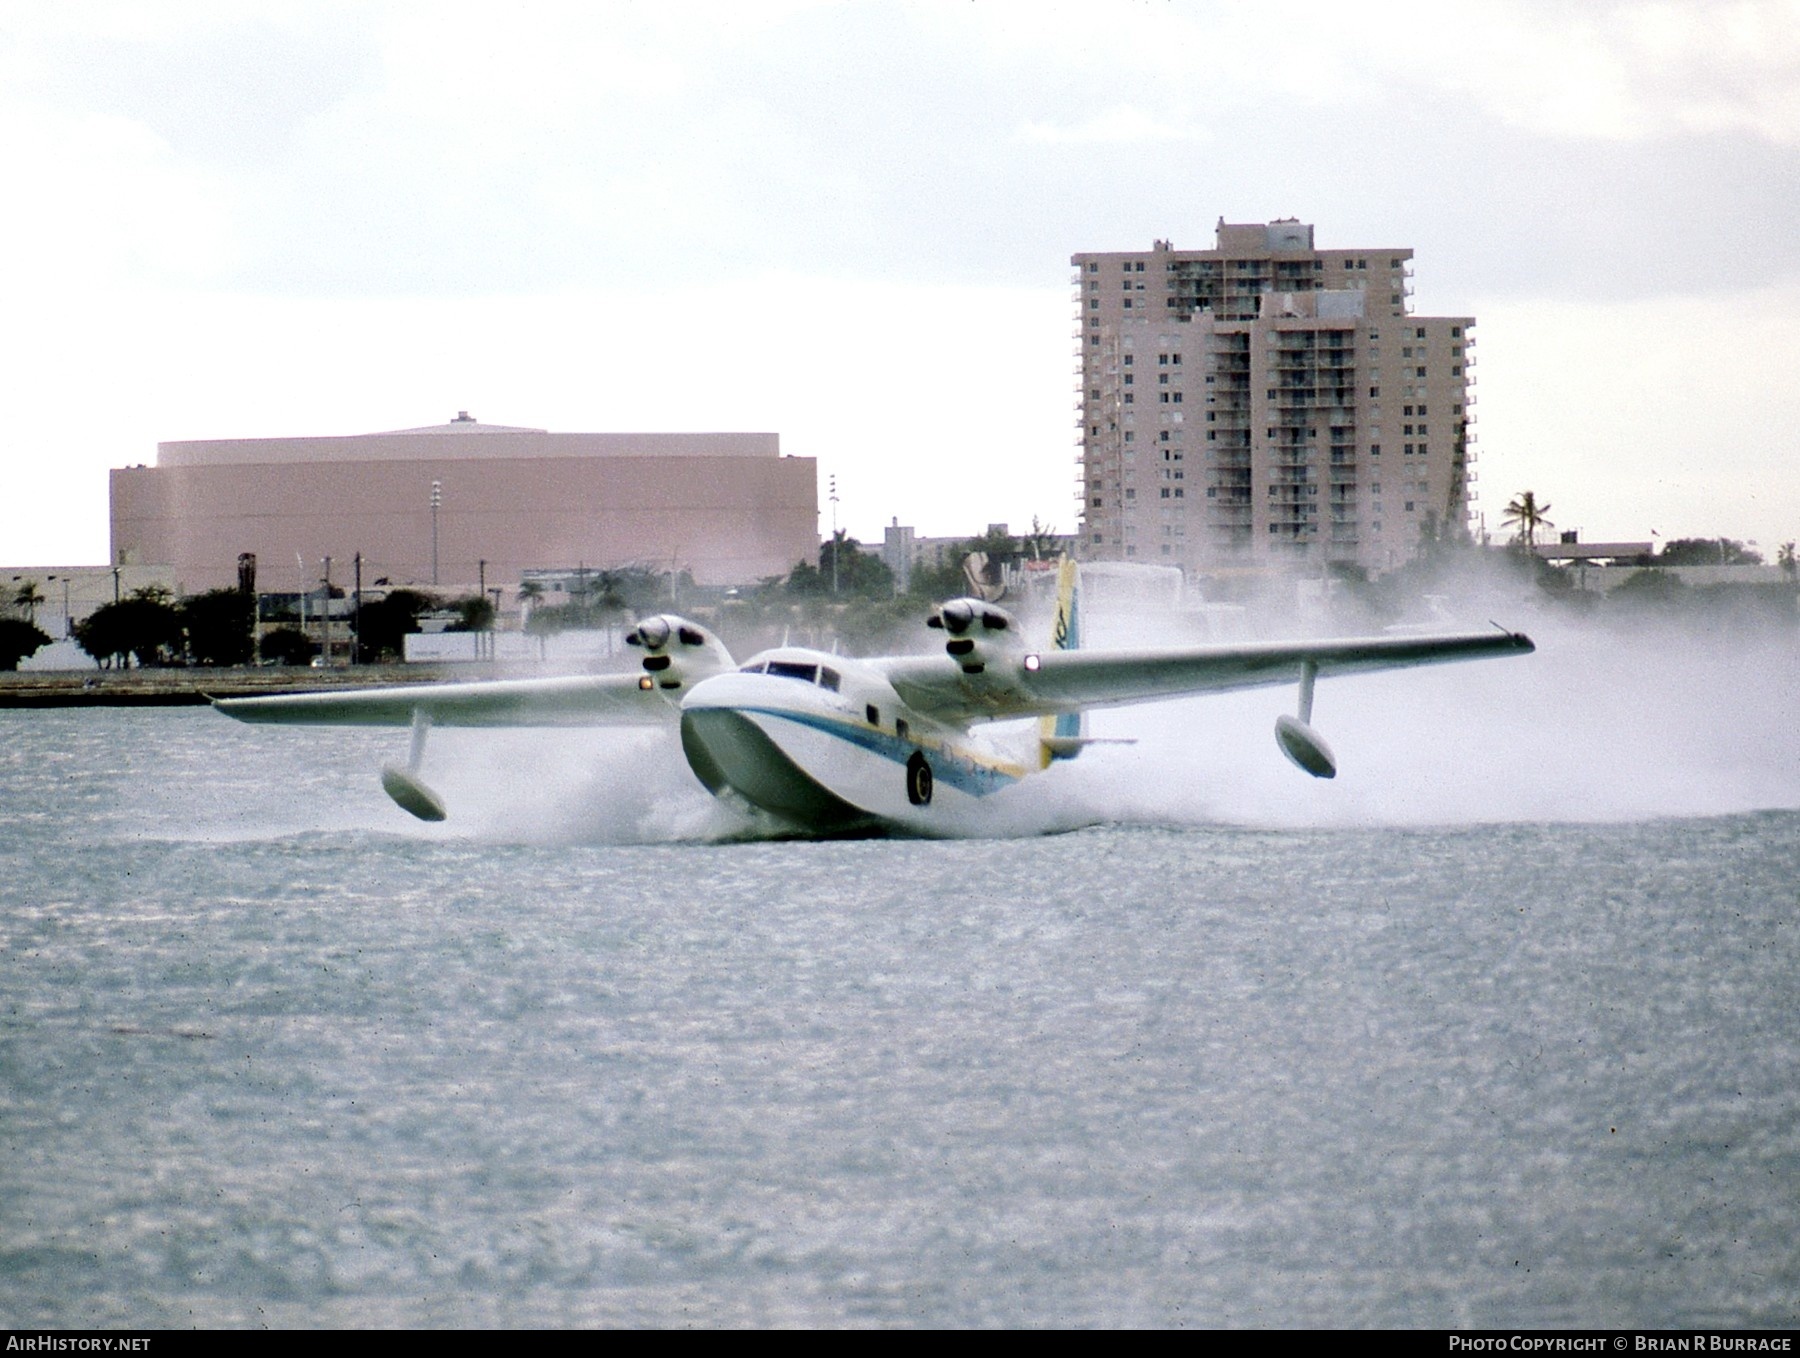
[1074, 219, 1477, 575]
[111, 414, 819, 596]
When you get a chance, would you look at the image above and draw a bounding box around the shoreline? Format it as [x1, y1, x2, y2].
[0, 665, 472, 708]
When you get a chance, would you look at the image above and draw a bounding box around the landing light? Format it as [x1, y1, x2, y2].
[1023, 653, 1041, 672]
[638, 675, 654, 690]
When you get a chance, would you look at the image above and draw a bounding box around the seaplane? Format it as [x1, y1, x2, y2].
[214, 561, 1534, 837]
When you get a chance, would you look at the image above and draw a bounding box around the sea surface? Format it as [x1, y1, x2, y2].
[3, 627, 1798, 1327]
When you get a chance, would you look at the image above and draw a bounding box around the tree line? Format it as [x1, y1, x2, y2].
[0, 585, 496, 672]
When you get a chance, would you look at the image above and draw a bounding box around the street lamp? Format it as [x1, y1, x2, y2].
[431, 480, 442, 586]
[829, 475, 840, 594]
[47, 575, 70, 636]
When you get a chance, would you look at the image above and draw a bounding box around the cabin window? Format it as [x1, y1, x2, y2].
[895, 718, 910, 742]
[866, 704, 879, 726]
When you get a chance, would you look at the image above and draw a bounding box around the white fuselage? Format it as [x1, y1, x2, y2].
[676, 647, 1033, 836]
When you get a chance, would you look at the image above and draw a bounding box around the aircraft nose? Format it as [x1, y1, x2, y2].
[678, 707, 865, 830]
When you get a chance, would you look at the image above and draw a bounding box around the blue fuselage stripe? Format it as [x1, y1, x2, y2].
[731, 705, 1022, 798]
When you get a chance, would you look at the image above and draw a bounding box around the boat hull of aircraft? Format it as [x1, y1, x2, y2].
[678, 672, 1030, 836]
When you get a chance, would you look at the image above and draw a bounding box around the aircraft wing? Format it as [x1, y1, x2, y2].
[876, 629, 1534, 725]
[213, 672, 678, 728]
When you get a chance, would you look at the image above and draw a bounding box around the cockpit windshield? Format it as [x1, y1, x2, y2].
[739, 659, 841, 691]
[767, 660, 819, 683]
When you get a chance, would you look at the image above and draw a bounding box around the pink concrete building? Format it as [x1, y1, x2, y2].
[111, 414, 820, 596]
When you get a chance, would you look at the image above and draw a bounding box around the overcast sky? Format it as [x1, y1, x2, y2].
[3, 0, 1798, 565]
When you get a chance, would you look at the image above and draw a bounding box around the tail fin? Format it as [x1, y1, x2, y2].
[1039, 558, 1085, 765]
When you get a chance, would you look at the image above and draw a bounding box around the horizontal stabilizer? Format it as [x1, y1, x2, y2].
[1041, 735, 1137, 761]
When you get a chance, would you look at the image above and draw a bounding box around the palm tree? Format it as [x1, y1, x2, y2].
[1502, 491, 1554, 548]
[10, 578, 44, 624]
[1778, 541, 1797, 578]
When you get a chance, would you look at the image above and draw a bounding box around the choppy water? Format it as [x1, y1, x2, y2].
[3, 626, 1799, 1327]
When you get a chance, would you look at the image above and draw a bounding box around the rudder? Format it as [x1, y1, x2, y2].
[1039, 558, 1085, 765]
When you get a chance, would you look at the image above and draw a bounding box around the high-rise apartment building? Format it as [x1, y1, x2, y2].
[1073, 219, 1477, 575]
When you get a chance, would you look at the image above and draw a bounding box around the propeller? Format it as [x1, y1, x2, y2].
[624, 614, 724, 691]
[926, 599, 1020, 675]
[628, 616, 671, 651]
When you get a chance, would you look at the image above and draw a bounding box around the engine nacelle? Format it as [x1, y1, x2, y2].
[624, 614, 733, 691]
[926, 598, 1021, 675]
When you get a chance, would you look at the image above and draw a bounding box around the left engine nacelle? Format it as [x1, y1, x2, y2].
[625, 614, 733, 691]
[926, 598, 1022, 675]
